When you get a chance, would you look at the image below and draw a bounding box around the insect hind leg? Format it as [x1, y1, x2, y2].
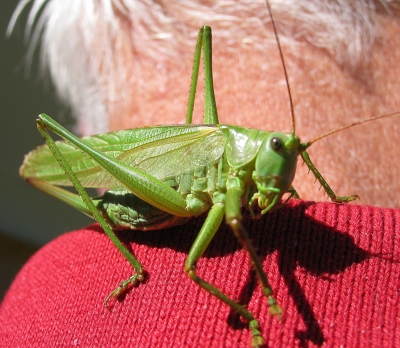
[36, 116, 146, 306]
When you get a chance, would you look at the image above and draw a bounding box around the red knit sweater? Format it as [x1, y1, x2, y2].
[1, 200, 399, 347]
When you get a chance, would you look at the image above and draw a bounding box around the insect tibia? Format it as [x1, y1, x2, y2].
[228, 216, 282, 319]
[287, 185, 300, 199]
[301, 151, 359, 203]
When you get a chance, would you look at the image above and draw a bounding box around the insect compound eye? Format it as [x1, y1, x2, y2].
[270, 137, 283, 151]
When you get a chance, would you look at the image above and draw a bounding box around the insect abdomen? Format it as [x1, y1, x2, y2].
[97, 187, 190, 230]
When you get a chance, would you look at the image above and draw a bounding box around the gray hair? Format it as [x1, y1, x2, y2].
[8, 0, 398, 134]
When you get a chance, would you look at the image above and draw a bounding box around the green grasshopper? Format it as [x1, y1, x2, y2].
[19, 3, 398, 347]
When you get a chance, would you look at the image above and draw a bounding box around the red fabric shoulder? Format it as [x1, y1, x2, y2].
[1, 201, 399, 347]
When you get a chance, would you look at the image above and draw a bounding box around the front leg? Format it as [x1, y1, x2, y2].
[225, 178, 283, 319]
[301, 151, 359, 203]
[184, 201, 265, 347]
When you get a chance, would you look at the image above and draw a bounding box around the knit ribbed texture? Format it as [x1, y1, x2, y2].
[1, 201, 399, 347]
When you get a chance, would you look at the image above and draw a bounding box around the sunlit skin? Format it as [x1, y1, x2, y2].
[10, 7, 400, 347]
[105, 15, 400, 208]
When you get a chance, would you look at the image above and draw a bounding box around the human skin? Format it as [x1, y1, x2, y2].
[4, 6, 399, 347]
[105, 13, 400, 208]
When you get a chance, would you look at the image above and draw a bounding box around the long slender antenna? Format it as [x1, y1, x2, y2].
[305, 111, 400, 147]
[265, 0, 296, 134]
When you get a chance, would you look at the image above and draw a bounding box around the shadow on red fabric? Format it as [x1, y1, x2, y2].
[1, 200, 399, 347]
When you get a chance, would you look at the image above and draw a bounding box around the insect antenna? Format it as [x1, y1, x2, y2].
[305, 111, 400, 147]
[265, 0, 296, 134]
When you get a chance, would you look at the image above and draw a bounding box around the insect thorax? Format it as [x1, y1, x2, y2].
[96, 156, 229, 230]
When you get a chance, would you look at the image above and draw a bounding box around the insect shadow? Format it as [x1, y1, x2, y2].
[103, 200, 371, 347]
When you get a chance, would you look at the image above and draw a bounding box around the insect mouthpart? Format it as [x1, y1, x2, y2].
[249, 174, 285, 215]
[251, 133, 300, 214]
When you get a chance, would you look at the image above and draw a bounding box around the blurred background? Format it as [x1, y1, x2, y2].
[1, 1, 92, 300]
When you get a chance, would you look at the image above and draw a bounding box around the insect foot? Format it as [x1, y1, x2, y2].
[267, 297, 283, 319]
[104, 273, 145, 306]
[249, 320, 264, 348]
[331, 194, 359, 203]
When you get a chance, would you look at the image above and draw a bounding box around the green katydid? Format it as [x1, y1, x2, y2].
[19, 4, 399, 347]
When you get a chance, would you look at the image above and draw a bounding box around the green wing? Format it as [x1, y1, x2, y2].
[20, 125, 226, 188]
